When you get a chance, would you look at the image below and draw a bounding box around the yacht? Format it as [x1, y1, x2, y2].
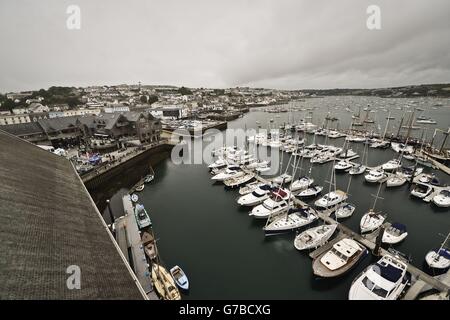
[391, 142, 414, 154]
[348, 163, 366, 175]
[349, 255, 410, 300]
[382, 223, 408, 244]
[249, 189, 291, 219]
[263, 206, 317, 236]
[381, 159, 401, 171]
[339, 149, 358, 159]
[239, 181, 264, 195]
[365, 168, 386, 183]
[386, 173, 407, 187]
[290, 176, 314, 192]
[273, 173, 292, 185]
[223, 173, 255, 188]
[410, 183, 433, 199]
[237, 184, 273, 206]
[208, 158, 228, 170]
[346, 135, 366, 143]
[335, 203, 356, 219]
[432, 189, 450, 207]
[314, 190, 347, 209]
[312, 238, 367, 278]
[334, 160, 352, 171]
[296, 185, 323, 198]
[360, 210, 385, 233]
[294, 224, 338, 251]
[328, 130, 346, 139]
[211, 166, 244, 181]
[134, 204, 152, 229]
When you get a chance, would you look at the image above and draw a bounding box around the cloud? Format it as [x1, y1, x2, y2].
[0, 0, 449, 92]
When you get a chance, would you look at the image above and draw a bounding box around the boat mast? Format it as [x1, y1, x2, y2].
[382, 111, 391, 141]
[371, 182, 384, 212]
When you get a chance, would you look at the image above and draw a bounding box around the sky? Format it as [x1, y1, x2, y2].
[0, 0, 449, 92]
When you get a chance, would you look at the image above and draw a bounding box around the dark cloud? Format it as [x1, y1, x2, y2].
[0, 0, 449, 92]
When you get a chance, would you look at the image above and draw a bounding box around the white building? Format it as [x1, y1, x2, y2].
[0, 114, 31, 125]
[103, 106, 130, 113]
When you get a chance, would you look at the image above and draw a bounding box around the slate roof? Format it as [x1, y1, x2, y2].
[0, 130, 145, 299]
[1, 122, 44, 136]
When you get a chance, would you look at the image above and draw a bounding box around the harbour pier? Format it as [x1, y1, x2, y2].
[246, 169, 450, 298]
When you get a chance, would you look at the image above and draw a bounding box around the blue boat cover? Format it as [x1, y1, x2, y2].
[374, 263, 403, 282]
[391, 223, 407, 232]
[260, 184, 272, 191]
[437, 248, 450, 260]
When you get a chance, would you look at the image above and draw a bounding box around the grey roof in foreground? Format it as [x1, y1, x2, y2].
[0, 130, 144, 299]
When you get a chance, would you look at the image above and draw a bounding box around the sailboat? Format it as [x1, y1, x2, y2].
[314, 159, 347, 210]
[425, 233, 450, 270]
[349, 141, 368, 175]
[263, 206, 317, 236]
[294, 223, 338, 250]
[360, 182, 386, 233]
[335, 175, 356, 219]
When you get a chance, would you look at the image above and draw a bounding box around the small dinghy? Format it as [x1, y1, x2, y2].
[131, 194, 139, 203]
[360, 210, 385, 233]
[335, 203, 356, 219]
[134, 204, 152, 229]
[294, 223, 337, 250]
[170, 265, 189, 291]
[135, 184, 145, 192]
[382, 223, 408, 244]
[142, 231, 158, 260]
[296, 185, 323, 198]
[144, 174, 154, 183]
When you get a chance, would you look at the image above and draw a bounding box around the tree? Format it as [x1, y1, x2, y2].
[140, 95, 148, 103]
[179, 86, 192, 96]
[148, 95, 158, 105]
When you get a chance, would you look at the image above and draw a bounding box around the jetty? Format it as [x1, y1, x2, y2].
[113, 195, 159, 300]
[246, 168, 450, 299]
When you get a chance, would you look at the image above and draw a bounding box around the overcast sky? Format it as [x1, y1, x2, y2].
[1, 0, 449, 92]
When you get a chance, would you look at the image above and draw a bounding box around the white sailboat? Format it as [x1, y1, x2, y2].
[314, 159, 347, 210]
[425, 233, 450, 270]
[294, 223, 338, 251]
[249, 188, 291, 219]
[263, 206, 317, 236]
[360, 182, 386, 233]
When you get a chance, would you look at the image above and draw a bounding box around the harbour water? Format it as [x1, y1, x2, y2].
[96, 96, 450, 299]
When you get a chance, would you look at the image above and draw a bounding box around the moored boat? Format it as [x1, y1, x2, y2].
[294, 223, 337, 250]
[382, 223, 408, 244]
[312, 238, 367, 278]
[170, 265, 189, 291]
[151, 263, 181, 300]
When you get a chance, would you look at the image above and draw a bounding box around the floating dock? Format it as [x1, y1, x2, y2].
[246, 169, 450, 298]
[114, 195, 159, 300]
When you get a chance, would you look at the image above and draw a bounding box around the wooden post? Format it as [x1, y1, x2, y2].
[373, 227, 384, 256]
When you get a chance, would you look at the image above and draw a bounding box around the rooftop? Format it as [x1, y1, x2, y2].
[0, 130, 145, 299]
